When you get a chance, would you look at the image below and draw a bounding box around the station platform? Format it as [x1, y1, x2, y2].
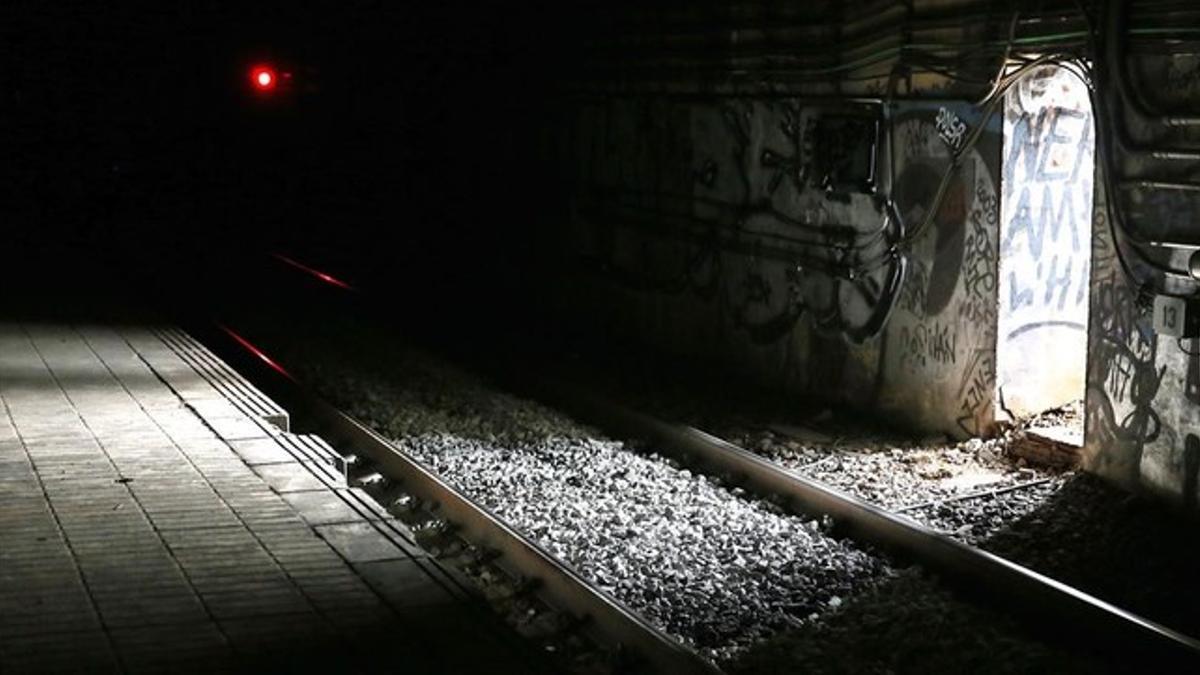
[0, 319, 541, 674]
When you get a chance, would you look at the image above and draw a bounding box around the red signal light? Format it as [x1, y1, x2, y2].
[250, 65, 277, 92]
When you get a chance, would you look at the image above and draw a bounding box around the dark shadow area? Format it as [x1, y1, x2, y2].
[1, 1, 605, 333]
[728, 472, 1200, 674]
[7, 2, 1200, 673]
[979, 473, 1200, 639]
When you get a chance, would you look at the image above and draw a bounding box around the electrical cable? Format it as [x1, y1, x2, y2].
[587, 1, 1200, 304]
[845, 51, 1085, 277]
[1084, 0, 1200, 300]
[978, 10, 1023, 106]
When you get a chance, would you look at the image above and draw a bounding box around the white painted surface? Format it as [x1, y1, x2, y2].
[997, 67, 1095, 417]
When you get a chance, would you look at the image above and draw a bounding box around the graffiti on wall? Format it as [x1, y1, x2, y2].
[898, 321, 957, 370]
[577, 99, 910, 344]
[936, 106, 969, 151]
[1001, 104, 1093, 330]
[570, 97, 1002, 437]
[1081, 53, 1200, 510]
[961, 179, 999, 325]
[708, 100, 906, 345]
[882, 107, 1001, 437]
[1084, 178, 1200, 508]
[1087, 269, 1164, 482]
[994, 68, 1095, 417]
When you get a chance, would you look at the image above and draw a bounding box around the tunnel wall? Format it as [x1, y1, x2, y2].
[1083, 51, 1200, 511]
[1083, 177, 1200, 508]
[563, 99, 1002, 438]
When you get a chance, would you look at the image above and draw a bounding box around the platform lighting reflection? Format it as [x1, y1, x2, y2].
[219, 325, 293, 380]
[271, 253, 355, 291]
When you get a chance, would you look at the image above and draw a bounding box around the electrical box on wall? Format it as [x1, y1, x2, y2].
[814, 115, 878, 195]
[1153, 295, 1200, 338]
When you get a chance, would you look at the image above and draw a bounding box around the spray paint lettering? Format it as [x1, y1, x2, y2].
[936, 107, 968, 151]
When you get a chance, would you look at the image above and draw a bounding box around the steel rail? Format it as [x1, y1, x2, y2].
[219, 259, 1199, 667]
[208, 328, 723, 675]
[529, 378, 1200, 667]
[894, 477, 1058, 514]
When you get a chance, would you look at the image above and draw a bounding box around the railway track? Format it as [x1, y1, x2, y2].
[204, 320, 1200, 673]
[184, 258, 1200, 671]
[892, 477, 1059, 515]
[754, 434, 1071, 545]
[206, 325, 723, 675]
[530, 378, 1200, 665]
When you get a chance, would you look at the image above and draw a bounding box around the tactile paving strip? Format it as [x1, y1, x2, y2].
[154, 328, 290, 433]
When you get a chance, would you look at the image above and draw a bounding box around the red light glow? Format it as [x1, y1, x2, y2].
[218, 325, 293, 380]
[250, 65, 277, 91]
[271, 253, 355, 291]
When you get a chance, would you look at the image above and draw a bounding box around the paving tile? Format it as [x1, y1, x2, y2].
[147, 413, 217, 442]
[206, 416, 273, 443]
[352, 558, 466, 611]
[0, 541, 68, 563]
[219, 611, 336, 655]
[92, 593, 211, 629]
[0, 481, 44, 506]
[298, 583, 388, 615]
[319, 605, 406, 636]
[152, 512, 245, 531]
[0, 629, 119, 674]
[0, 597, 104, 636]
[0, 459, 37, 482]
[218, 613, 348, 673]
[185, 398, 246, 421]
[230, 491, 309, 519]
[0, 323, 539, 675]
[251, 463, 328, 493]
[313, 522, 409, 564]
[108, 621, 234, 673]
[81, 560, 191, 587]
[200, 586, 312, 620]
[278, 489, 372, 525]
[175, 437, 236, 455]
[228, 437, 300, 465]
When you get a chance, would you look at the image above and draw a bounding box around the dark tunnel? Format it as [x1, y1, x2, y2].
[4, 2, 1200, 673]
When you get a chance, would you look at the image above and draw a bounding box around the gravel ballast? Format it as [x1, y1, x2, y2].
[531, 352, 1200, 659]
[298, 354, 886, 662]
[554, 347, 1078, 547]
[726, 422, 1072, 545]
[727, 566, 1112, 675]
[218, 311, 1146, 671]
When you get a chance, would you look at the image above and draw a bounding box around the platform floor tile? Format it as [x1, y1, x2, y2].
[0, 322, 543, 673]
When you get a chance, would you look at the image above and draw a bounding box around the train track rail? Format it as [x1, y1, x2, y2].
[205, 325, 723, 675]
[892, 477, 1058, 515]
[527, 377, 1200, 667]
[200, 257, 1200, 670]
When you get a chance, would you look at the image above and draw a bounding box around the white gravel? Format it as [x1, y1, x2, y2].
[302, 358, 887, 662]
[719, 405, 1081, 543]
[732, 428, 1058, 509]
[551, 353, 1078, 547]
[250, 326, 1127, 672]
[898, 477, 1068, 545]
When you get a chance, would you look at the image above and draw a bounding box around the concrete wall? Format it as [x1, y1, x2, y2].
[1081, 173, 1200, 508]
[1083, 49, 1200, 511]
[565, 98, 1002, 437]
[550, 4, 1200, 510]
[996, 67, 1094, 417]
